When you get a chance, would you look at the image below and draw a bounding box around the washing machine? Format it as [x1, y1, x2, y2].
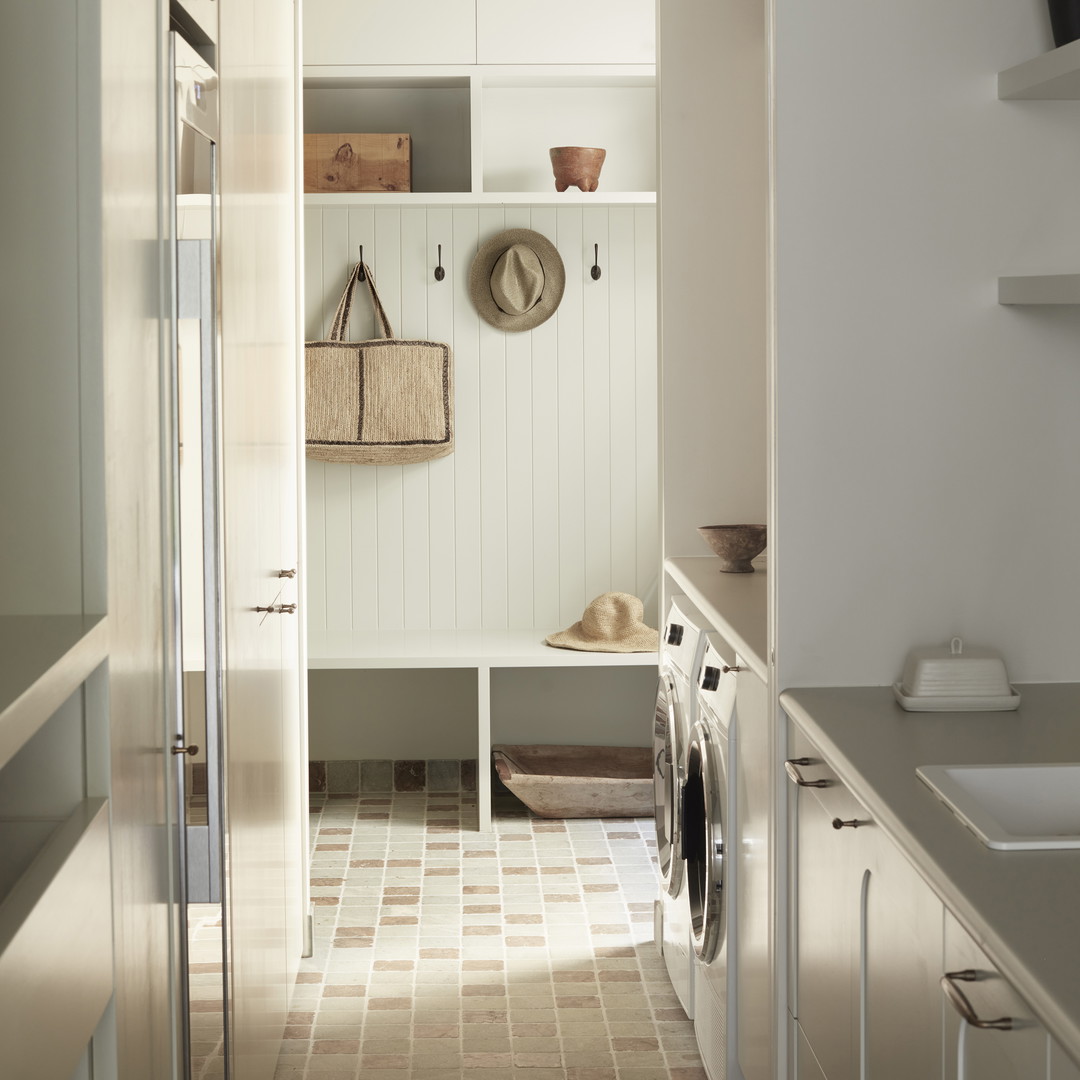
[684, 631, 739, 1080]
[653, 594, 713, 1019]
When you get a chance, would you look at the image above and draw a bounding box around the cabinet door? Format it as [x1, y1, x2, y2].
[735, 667, 773, 1080]
[789, 727, 869, 1080]
[476, 0, 655, 64]
[795, 1018, 830, 1080]
[942, 910, 1049, 1080]
[864, 833, 944, 1080]
[1052, 1041, 1080, 1080]
[303, 0, 477, 65]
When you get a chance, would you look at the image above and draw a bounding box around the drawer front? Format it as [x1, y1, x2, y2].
[787, 721, 869, 825]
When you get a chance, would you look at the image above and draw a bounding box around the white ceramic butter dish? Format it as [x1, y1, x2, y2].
[895, 637, 1020, 712]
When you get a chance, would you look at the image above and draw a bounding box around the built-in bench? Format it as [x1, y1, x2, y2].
[306, 629, 658, 830]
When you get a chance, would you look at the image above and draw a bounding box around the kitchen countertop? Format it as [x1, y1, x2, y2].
[780, 684, 1080, 1064]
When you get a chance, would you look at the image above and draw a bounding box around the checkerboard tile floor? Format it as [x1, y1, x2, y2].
[273, 790, 706, 1079]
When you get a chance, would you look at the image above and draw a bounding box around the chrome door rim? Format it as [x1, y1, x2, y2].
[654, 671, 685, 897]
[685, 720, 727, 962]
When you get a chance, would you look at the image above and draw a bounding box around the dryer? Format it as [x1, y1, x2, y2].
[653, 595, 713, 1019]
[684, 631, 739, 1080]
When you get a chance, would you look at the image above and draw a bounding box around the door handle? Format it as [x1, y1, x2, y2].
[785, 758, 830, 788]
[941, 970, 1013, 1030]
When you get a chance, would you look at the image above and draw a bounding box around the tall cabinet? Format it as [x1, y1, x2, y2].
[218, 1, 307, 1076]
[657, 2, 772, 1078]
[0, 0, 186, 1077]
[0, 1, 307, 1078]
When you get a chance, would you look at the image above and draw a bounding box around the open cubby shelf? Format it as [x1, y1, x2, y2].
[302, 64, 656, 205]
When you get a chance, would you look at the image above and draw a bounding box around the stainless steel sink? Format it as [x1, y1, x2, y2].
[916, 763, 1080, 850]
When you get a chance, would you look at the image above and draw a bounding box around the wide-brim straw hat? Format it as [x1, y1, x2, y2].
[545, 593, 659, 654]
[469, 228, 565, 333]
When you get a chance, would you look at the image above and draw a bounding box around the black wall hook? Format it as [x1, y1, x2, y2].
[434, 244, 445, 282]
[358, 245, 366, 281]
[591, 243, 602, 281]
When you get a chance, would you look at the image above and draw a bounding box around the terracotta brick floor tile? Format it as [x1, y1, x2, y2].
[196, 793, 703, 1078]
[311, 1039, 360, 1054]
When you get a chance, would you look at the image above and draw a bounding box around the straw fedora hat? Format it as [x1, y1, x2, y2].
[545, 593, 659, 654]
[469, 228, 565, 332]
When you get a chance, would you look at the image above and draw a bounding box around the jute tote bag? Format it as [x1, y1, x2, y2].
[306, 262, 454, 464]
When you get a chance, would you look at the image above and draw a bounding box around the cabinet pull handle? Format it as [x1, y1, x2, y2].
[254, 604, 276, 613]
[832, 818, 864, 829]
[721, 664, 742, 674]
[941, 970, 1013, 1030]
[276, 603, 297, 614]
[277, 568, 297, 578]
[171, 744, 199, 756]
[785, 758, 830, 788]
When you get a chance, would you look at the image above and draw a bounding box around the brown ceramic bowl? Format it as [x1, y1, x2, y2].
[697, 524, 767, 573]
[549, 146, 607, 192]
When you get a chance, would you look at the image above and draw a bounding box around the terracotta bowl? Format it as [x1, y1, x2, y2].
[549, 146, 607, 193]
[697, 524, 767, 573]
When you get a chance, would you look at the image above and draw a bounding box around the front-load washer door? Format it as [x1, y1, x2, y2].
[654, 670, 685, 897]
[684, 719, 729, 964]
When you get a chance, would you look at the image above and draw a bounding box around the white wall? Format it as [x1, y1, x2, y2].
[658, 0, 769, 564]
[304, 203, 660, 633]
[774, 0, 1080, 687]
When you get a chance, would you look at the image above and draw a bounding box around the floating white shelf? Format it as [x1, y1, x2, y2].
[0, 615, 108, 772]
[664, 557, 769, 680]
[998, 38, 1080, 100]
[303, 191, 655, 206]
[302, 64, 655, 89]
[308, 627, 657, 669]
[998, 274, 1080, 305]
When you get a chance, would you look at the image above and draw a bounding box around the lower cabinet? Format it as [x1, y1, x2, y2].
[1054, 1041, 1080, 1080]
[942, 909, 1047, 1080]
[795, 1017, 830, 1080]
[787, 716, 1080, 1080]
[864, 833, 944, 1080]
[788, 729, 867, 1080]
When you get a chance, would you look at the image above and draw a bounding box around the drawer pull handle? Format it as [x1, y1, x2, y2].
[941, 970, 1013, 1030]
[785, 758, 830, 788]
[832, 818, 864, 829]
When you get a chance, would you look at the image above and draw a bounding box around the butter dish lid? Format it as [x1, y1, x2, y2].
[899, 636, 1012, 699]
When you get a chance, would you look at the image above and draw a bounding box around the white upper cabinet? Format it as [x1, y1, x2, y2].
[476, 0, 655, 64]
[303, 0, 478, 66]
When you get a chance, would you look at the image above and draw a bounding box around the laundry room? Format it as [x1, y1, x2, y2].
[14, 0, 1080, 1076]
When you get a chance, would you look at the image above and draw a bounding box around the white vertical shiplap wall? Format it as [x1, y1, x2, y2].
[304, 203, 658, 632]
